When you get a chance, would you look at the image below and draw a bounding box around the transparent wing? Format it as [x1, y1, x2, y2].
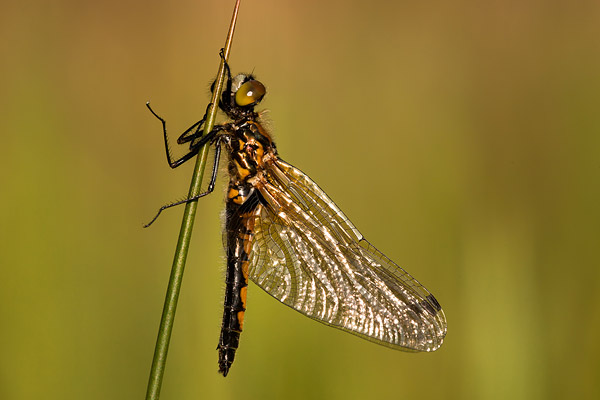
[247, 158, 447, 351]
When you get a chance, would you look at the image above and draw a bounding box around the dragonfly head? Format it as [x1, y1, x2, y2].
[214, 73, 266, 119]
[231, 74, 266, 107]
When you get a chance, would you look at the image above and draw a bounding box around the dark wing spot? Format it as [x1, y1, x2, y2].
[420, 294, 443, 316]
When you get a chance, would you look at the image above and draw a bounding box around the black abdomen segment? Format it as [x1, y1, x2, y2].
[217, 190, 260, 376]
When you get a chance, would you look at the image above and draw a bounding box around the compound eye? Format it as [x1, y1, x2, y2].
[235, 80, 266, 106]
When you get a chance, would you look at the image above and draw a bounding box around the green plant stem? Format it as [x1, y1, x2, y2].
[145, 1, 241, 399]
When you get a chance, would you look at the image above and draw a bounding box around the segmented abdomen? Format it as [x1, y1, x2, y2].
[217, 186, 261, 376]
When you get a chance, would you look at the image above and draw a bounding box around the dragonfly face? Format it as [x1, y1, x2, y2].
[147, 56, 447, 377]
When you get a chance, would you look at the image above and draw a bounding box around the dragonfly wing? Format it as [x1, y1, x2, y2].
[247, 158, 447, 351]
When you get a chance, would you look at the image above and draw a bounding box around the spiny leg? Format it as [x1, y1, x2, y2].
[175, 103, 214, 145]
[220, 48, 233, 91]
[143, 140, 223, 228]
[157, 123, 226, 171]
[211, 49, 233, 111]
[146, 102, 213, 168]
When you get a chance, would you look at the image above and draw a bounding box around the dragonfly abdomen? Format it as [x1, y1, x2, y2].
[217, 186, 261, 376]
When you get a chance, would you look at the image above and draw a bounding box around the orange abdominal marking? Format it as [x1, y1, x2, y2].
[236, 310, 245, 331]
[240, 286, 247, 308]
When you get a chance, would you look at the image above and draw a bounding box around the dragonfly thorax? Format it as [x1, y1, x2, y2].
[226, 120, 275, 184]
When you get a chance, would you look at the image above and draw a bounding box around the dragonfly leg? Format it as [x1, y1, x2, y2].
[143, 139, 223, 228]
[146, 102, 213, 168]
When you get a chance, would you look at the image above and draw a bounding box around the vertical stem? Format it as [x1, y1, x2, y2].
[145, 1, 241, 399]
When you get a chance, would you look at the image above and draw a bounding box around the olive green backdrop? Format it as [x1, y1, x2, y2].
[1, 1, 598, 399]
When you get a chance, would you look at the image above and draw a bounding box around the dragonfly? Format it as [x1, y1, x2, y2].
[146, 52, 447, 376]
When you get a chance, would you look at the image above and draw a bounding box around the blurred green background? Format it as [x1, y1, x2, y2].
[1, 0, 599, 399]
